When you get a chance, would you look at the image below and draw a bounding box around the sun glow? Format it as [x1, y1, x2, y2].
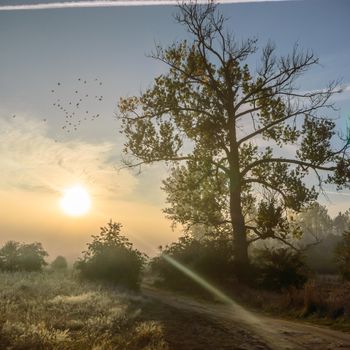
[60, 185, 91, 216]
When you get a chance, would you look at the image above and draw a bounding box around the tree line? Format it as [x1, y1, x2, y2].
[1, 207, 350, 292]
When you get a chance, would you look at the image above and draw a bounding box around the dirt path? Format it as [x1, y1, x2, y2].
[141, 286, 350, 350]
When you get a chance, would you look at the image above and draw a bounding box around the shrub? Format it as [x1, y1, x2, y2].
[335, 229, 350, 280]
[0, 241, 48, 272]
[75, 220, 146, 290]
[51, 256, 68, 270]
[253, 248, 308, 291]
[151, 234, 235, 293]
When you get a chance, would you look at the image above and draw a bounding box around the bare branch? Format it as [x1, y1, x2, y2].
[241, 157, 337, 178]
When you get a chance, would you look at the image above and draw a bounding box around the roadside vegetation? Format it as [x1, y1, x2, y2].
[150, 234, 350, 331]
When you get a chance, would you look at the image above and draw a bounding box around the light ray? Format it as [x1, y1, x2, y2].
[162, 254, 293, 349]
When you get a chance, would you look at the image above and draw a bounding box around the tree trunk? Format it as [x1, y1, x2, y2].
[230, 183, 249, 267]
[227, 91, 249, 270]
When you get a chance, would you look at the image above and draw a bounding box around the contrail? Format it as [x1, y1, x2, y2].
[0, 0, 292, 11]
[325, 191, 350, 197]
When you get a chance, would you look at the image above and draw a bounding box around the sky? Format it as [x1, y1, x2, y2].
[0, 0, 349, 261]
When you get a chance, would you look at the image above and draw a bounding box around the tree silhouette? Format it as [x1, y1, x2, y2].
[51, 255, 68, 270]
[0, 241, 48, 272]
[76, 221, 146, 289]
[336, 229, 350, 280]
[119, 2, 350, 269]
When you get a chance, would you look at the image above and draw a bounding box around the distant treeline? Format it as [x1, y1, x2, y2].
[1, 205, 350, 293]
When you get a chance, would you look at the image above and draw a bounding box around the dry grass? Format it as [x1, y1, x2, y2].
[227, 277, 350, 331]
[0, 270, 168, 350]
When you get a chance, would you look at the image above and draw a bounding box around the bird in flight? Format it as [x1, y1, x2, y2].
[50, 77, 104, 133]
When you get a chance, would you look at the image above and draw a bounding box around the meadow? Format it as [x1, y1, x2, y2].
[2, 268, 350, 349]
[0, 270, 167, 350]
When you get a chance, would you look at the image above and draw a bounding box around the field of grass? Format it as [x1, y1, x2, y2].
[0, 270, 167, 350]
[2, 268, 350, 350]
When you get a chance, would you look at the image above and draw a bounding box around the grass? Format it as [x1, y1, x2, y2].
[222, 278, 350, 332]
[2, 269, 350, 350]
[150, 269, 350, 332]
[0, 270, 168, 350]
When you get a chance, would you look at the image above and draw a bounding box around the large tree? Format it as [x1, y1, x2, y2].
[119, 2, 350, 267]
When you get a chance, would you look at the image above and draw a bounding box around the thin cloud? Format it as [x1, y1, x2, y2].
[0, 0, 291, 11]
[0, 114, 137, 199]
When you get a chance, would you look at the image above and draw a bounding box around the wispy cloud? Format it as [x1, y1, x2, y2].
[0, 0, 292, 11]
[0, 114, 137, 199]
[344, 84, 350, 93]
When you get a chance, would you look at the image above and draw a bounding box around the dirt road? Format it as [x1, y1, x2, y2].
[141, 286, 350, 350]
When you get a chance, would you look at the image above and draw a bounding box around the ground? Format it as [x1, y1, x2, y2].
[143, 285, 350, 350]
[1, 271, 350, 349]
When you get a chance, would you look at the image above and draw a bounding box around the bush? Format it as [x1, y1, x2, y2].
[51, 256, 68, 270]
[75, 221, 146, 290]
[253, 248, 308, 291]
[151, 234, 235, 293]
[336, 229, 350, 280]
[0, 241, 48, 272]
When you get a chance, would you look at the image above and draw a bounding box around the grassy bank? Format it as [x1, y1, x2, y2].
[221, 278, 350, 332]
[0, 271, 167, 350]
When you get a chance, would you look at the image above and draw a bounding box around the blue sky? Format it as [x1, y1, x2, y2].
[0, 0, 349, 258]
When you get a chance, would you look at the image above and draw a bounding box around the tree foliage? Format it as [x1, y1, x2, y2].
[297, 202, 333, 245]
[293, 204, 349, 273]
[151, 234, 234, 292]
[51, 255, 68, 270]
[254, 248, 308, 291]
[336, 229, 350, 280]
[333, 210, 350, 235]
[119, 2, 350, 266]
[75, 221, 146, 290]
[0, 241, 48, 272]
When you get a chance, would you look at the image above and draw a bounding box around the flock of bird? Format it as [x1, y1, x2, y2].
[50, 77, 104, 133]
[8, 78, 104, 138]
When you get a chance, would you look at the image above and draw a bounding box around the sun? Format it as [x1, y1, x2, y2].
[60, 185, 91, 217]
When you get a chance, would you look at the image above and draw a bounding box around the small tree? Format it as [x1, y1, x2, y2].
[17, 243, 48, 271]
[335, 229, 350, 280]
[0, 241, 20, 271]
[0, 241, 48, 272]
[76, 221, 146, 290]
[254, 248, 308, 291]
[297, 203, 333, 245]
[51, 256, 68, 270]
[333, 210, 350, 235]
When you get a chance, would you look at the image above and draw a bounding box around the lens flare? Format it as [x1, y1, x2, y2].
[162, 254, 292, 349]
